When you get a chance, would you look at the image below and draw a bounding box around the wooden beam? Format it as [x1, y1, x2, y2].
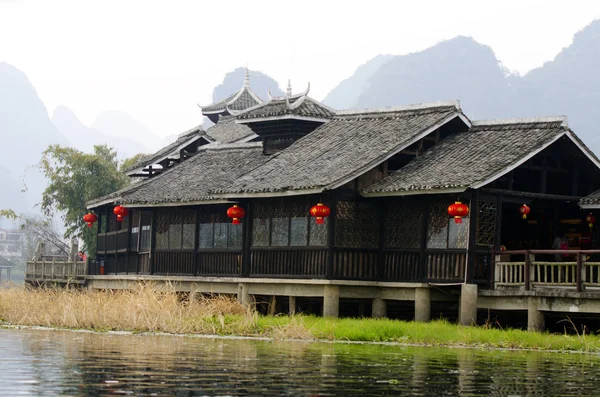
[494, 196, 503, 250]
[242, 201, 252, 277]
[326, 196, 337, 280]
[418, 198, 429, 282]
[466, 190, 480, 283]
[482, 188, 581, 201]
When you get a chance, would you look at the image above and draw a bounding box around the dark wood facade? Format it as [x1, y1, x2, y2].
[93, 192, 487, 283]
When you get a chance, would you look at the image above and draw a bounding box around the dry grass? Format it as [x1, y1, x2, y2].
[0, 284, 254, 334]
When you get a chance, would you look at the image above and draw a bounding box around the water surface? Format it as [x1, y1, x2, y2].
[0, 328, 599, 396]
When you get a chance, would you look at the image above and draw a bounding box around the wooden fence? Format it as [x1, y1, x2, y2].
[25, 259, 87, 284]
[493, 249, 600, 292]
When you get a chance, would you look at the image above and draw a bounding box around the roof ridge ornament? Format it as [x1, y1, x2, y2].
[243, 67, 250, 88]
[286, 80, 292, 98]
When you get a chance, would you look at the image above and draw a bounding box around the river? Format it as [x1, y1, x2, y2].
[0, 328, 598, 396]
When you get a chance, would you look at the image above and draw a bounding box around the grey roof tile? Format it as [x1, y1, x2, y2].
[124, 125, 209, 173]
[202, 87, 263, 114]
[363, 120, 567, 195]
[237, 96, 336, 121]
[89, 145, 268, 207]
[213, 105, 461, 195]
[206, 115, 256, 143]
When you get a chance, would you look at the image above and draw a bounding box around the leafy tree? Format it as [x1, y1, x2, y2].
[39, 144, 136, 256]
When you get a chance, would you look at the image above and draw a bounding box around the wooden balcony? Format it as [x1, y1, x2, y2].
[25, 259, 87, 285]
[493, 250, 600, 291]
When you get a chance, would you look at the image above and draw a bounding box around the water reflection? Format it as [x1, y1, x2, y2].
[1, 328, 599, 396]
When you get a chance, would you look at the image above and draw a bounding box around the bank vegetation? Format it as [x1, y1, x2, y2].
[0, 285, 598, 353]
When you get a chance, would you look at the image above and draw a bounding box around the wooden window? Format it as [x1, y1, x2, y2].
[252, 199, 326, 248]
[335, 201, 378, 248]
[155, 209, 196, 250]
[384, 198, 423, 249]
[130, 210, 140, 252]
[427, 198, 468, 249]
[139, 211, 152, 252]
[198, 208, 242, 250]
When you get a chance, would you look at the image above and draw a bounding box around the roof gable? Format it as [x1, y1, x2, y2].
[124, 125, 211, 175]
[363, 117, 577, 196]
[236, 95, 336, 123]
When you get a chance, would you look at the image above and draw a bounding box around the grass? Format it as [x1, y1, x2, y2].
[0, 284, 599, 353]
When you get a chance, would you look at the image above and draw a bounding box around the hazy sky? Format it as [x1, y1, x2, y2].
[1, 0, 600, 138]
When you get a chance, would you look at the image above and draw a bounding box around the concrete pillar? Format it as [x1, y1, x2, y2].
[527, 297, 545, 332]
[459, 284, 478, 326]
[289, 296, 296, 315]
[414, 287, 431, 322]
[372, 298, 387, 318]
[323, 285, 340, 318]
[237, 283, 254, 308]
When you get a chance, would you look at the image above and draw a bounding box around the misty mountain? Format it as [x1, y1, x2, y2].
[521, 21, 600, 149]
[0, 62, 67, 210]
[91, 110, 162, 153]
[0, 165, 28, 213]
[322, 20, 600, 153]
[211, 67, 284, 103]
[52, 106, 152, 158]
[322, 54, 394, 110]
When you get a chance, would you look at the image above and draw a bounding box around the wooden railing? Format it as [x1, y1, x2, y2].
[426, 249, 466, 282]
[25, 259, 87, 284]
[198, 251, 241, 276]
[332, 248, 378, 280]
[494, 250, 600, 291]
[153, 251, 195, 275]
[382, 249, 420, 282]
[250, 248, 327, 278]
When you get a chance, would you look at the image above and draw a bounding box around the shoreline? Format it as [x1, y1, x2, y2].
[1, 321, 598, 356]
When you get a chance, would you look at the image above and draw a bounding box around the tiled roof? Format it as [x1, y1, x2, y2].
[581, 190, 600, 205]
[363, 119, 568, 195]
[206, 115, 256, 143]
[202, 87, 263, 114]
[237, 95, 336, 121]
[212, 104, 462, 196]
[89, 144, 268, 207]
[124, 125, 210, 173]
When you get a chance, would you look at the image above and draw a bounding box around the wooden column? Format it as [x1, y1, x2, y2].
[418, 198, 430, 282]
[326, 197, 337, 280]
[376, 198, 386, 281]
[242, 201, 253, 277]
[194, 209, 200, 276]
[494, 196, 503, 250]
[466, 190, 480, 283]
[149, 210, 157, 275]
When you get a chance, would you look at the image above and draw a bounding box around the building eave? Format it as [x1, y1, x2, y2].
[213, 188, 324, 199]
[361, 187, 467, 197]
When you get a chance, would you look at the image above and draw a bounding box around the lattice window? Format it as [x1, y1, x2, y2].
[156, 209, 196, 250]
[477, 200, 497, 246]
[427, 197, 468, 249]
[384, 198, 422, 249]
[335, 201, 378, 248]
[198, 206, 242, 250]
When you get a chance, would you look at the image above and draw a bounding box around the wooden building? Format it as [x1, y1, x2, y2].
[81, 75, 600, 326]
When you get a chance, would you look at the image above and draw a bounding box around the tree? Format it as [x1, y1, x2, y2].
[39, 144, 136, 256]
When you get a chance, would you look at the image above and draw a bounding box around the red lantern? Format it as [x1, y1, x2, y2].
[447, 201, 469, 224]
[586, 213, 596, 229]
[83, 212, 98, 228]
[113, 205, 129, 222]
[310, 203, 331, 224]
[519, 204, 531, 220]
[227, 204, 246, 225]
